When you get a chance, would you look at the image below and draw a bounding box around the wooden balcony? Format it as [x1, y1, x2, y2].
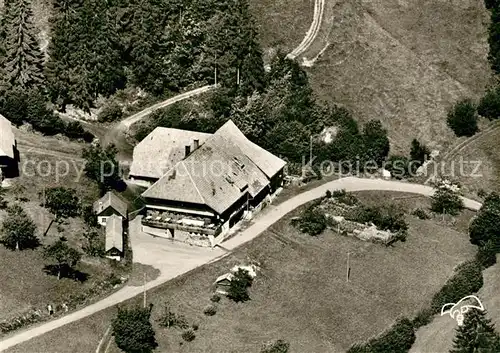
[142, 218, 220, 236]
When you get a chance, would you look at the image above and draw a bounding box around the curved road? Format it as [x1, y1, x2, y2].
[287, 0, 325, 60]
[0, 176, 481, 351]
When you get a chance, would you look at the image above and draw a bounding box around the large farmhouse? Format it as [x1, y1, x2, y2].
[0, 114, 18, 179]
[139, 120, 286, 247]
[129, 127, 211, 187]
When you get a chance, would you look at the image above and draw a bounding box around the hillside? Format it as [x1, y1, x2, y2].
[250, 0, 493, 153]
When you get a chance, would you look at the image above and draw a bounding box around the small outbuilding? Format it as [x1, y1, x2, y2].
[214, 272, 234, 295]
[93, 191, 128, 226]
[105, 214, 124, 260]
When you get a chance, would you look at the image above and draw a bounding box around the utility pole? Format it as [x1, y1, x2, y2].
[346, 252, 351, 282]
[143, 273, 146, 308]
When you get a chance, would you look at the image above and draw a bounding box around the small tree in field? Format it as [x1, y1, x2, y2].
[450, 309, 500, 353]
[431, 182, 463, 216]
[1, 204, 38, 250]
[43, 237, 81, 279]
[227, 269, 253, 303]
[42, 187, 80, 236]
[112, 306, 158, 353]
[447, 99, 478, 137]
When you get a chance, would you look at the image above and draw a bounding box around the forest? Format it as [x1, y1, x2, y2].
[0, 0, 391, 166]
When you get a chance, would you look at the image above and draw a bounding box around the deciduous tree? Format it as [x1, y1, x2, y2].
[43, 237, 81, 279]
[112, 306, 158, 353]
[1, 204, 38, 250]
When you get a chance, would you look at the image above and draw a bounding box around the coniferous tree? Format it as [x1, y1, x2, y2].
[450, 309, 500, 353]
[2, 0, 44, 90]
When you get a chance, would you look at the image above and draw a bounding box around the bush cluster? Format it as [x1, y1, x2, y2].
[430, 260, 483, 313]
[347, 205, 408, 234]
[157, 305, 189, 329]
[98, 102, 123, 123]
[295, 206, 327, 236]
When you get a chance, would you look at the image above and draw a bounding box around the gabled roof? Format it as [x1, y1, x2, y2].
[105, 215, 123, 252]
[0, 114, 15, 159]
[129, 127, 211, 180]
[93, 191, 128, 218]
[217, 120, 286, 178]
[142, 123, 271, 215]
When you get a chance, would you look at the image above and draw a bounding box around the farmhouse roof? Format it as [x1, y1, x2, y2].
[141, 120, 274, 214]
[93, 191, 128, 218]
[0, 114, 15, 159]
[216, 120, 286, 179]
[105, 215, 123, 252]
[129, 127, 211, 180]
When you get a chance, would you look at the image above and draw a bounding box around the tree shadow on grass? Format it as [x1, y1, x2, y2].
[43, 264, 90, 282]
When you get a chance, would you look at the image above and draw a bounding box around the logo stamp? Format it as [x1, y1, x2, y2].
[441, 295, 485, 326]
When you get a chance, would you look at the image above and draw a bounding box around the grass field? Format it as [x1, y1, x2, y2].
[248, 0, 492, 154]
[5, 191, 477, 353]
[0, 129, 123, 320]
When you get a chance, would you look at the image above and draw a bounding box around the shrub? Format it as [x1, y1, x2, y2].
[385, 155, 410, 179]
[157, 304, 189, 329]
[325, 190, 332, 198]
[227, 269, 253, 303]
[203, 305, 217, 316]
[181, 328, 196, 342]
[477, 189, 488, 199]
[192, 324, 199, 331]
[409, 139, 430, 172]
[210, 294, 221, 303]
[332, 189, 347, 198]
[261, 339, 290, 353]
[430, 260, 483, 313]
[331, 189, 359, 205]
[98, 102, 123, 122]
[411, 208, 429, 220]
[446, 99, 478, 137]
[295, 205, 327, 236]
[65, 121, 94, 142]
[478, 85, 500, 120]
[347, 318, 415, 353]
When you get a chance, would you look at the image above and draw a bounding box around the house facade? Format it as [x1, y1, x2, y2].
[93, 191, 128, 226]
[0, 114, 18, 179]
[139, 120, 286, 247]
